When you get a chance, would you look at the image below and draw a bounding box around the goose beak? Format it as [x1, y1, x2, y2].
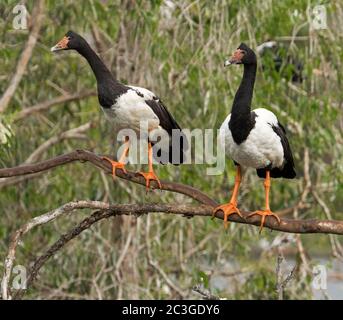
[225, 49, 245, 66]
[50, 36, 69, 52]
[50, 45, 61, 52]
[224, 59, 232, 67]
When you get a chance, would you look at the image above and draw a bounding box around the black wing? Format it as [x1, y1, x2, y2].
[272, 122, 296, 178]
[131, 86, 180, 133]
[256, 122, 296, 179]
[145, 98, 182, 134]
[273, 123, 295, 167]
[145, 98, 188, 165]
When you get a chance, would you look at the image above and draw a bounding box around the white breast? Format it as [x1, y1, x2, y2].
[220, 108, 284, 169]
[102, 88, 160, 132]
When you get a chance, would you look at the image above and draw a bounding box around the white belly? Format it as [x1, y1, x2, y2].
[102, 104, 160, 133]
[219, 108, 284, 169]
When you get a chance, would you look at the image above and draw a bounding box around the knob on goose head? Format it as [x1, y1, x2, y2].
[224, 43, 257, 66]
[51, 30, 88, 52]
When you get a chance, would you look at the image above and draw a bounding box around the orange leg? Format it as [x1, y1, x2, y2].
[213, 165, 244, 228]
[247, 170, 281, 233]
[102, 137, 129, 177]
[137, 142, 162, 191]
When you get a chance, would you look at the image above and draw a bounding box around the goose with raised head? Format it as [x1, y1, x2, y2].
[213, 43, 296, 232]
[51, 31, 187, 190]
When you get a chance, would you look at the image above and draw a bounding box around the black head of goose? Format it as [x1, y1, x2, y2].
[51, 31, 187, 190]
[213, 43, 296, 232]
[51, 31, 127, 105]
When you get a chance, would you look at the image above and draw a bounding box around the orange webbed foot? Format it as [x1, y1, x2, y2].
[247, 209, 281, 233]
[212, 202, 243, 229]
[137, 171, 162, 192]
[102, 157, 127, 177]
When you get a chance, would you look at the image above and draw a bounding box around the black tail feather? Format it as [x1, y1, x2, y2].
[152, 131, 188, 165]
[256, 161, 296, 179]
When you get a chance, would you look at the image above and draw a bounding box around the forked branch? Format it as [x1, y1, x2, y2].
[0, 149, 342, 235]
[1, 149, 343, 300]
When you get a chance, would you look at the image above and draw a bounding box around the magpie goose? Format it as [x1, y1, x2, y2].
[51, 31, 186, 190]
[213, 43, 296, 232]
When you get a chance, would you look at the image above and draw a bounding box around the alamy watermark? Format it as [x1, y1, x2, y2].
[312, 264, 327, 290]
[11, 265, 27, 290]
[115, 122, 226, 175]
[310, 5, 327, 30]
[12, 4, 27, 30]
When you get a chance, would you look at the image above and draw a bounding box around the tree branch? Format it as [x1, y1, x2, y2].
[0, 149, 217, 206]
[192, 284, 221, 300]
[0, 125, 93, 188]
[14, 90, 96, 121]
[1, 200, 110, 300]
[1, 150, 343, 235]
[1, 145, 343, 298]
[2, 199, 343, 299]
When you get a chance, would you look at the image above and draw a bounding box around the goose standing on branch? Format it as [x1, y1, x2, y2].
[51, 31, 187, 190]
[213, 43, 296, 232]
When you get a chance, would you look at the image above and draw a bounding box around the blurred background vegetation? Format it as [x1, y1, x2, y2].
[0, 0, 342, 299]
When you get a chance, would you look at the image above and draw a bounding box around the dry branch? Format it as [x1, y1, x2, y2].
[1, 200, 110, 300]
[0, 124, 93, 188]
[192, 284, 221, 300]
[14, 90, 96, 121]
[1, 150, 343, 299]
[275, 254, 297, 300]
[1, 200, 343, 299]
[14, 208, 112, 300]
[0, 149, 217, 206]
[8, 200, 341, 299]
[1, 150, 343, 235]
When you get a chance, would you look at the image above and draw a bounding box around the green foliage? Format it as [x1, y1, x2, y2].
[0, 0, 342, 299]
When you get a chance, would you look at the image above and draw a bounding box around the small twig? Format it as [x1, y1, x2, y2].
[282, 264, 297, 288]
[24, 122, 93, 164]
[276, 254, 283, 300]
[275, 254, 297, 300]
[275, 36, 309, 41]
[192, 284, 221, 300]
[14, 90, 96, 121]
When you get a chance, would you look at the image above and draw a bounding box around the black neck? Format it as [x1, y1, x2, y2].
[231, 63, 256, 117]
[77, 43, 115, 84]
